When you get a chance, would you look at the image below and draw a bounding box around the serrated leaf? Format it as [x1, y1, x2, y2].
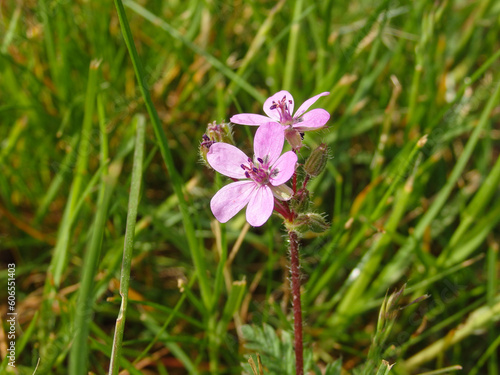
[241, 324, 297, 375]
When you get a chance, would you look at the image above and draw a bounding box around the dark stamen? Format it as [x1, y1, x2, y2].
[257, 157, 264, 164]
[245, 171, 250, 178]
[201, 140, 215, 147]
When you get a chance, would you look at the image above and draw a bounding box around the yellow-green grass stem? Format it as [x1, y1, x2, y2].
[114, 0, 212, 309]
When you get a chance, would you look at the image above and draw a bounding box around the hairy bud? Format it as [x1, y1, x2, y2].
[207, 121, 234, 144]
[292, 212, 330, 234]
[305, 213, 330, 233]
[304, 143, 328, 177]
[290, 188, 310, 213]
[200, 121, 234, 167]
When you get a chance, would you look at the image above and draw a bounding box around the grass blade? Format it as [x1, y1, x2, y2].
[69, 99, 117, 375]
[113, 0, 212, 309]
[108, 114, 145, 375]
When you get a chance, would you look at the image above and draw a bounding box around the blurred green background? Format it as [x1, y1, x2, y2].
[1, 0, 499, 374]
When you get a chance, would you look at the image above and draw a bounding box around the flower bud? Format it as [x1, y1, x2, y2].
[207, 121, 234, 144]
[291, 214, 310, 233]
[304, 143, 328, 177]
[290, 188, 310, 213]
[305, 213, 330, 233]
[200, 121, 235, 168]
[290, 212, 330, 234]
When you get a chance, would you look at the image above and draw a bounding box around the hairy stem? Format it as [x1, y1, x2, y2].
[288, 230, 303, 375]
[302, 175, 310, 189]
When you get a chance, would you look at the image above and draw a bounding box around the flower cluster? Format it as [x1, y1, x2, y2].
[201, 91, 330, 227]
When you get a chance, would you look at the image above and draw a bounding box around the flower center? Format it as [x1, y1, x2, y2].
[270, 96, 294, 125]
[241, 157, 279, 185]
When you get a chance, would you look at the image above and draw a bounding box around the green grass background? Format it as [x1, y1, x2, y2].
[0, 0, 499, 374]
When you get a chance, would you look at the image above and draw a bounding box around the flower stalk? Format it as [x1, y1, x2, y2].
[204, 90, 331, 375]
[288, 229, 304, 375]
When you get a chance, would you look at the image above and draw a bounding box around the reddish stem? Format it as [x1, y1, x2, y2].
[288, 230, 303, 375]
[274, 199, 293, 221]
[302, 175, 310, 190]
[292, 172, 297, 193]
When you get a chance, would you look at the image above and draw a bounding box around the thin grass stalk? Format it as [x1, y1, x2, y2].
[132, 276, 201, 374]
[211, 173, 228, 310]
[49, 59, 101, 287]
[226, 0, 285, 98]
[404, 299, 500, 370]
[469, 332, 500, 375]
[40, 60, 101, 348]
[69, 114, 115, 375]
[415, 365, 463, 375]
[333, 156, 420, 325]
[139, 313, 199, 373]
[283, 0, 304, 91]
[0, 116, 27, 167]
[427, 48, 500, 131]
[373, 81, 500, 292]
[437, 154, 500, 265]
[371, 76, 401, 180]
[487, 242, 499, 374]
[1, 3, 21, 53]
[113, 0, 212, 309]
[441, 203, 500, 270]
[289, 230, 304, 375]
[97, 94, 109, 166]
[0, 311, 39, 372]
[108, 115, 145, 375]
[123, 0, 266, 103]
[34, 134, 80, 223]
[415, 81, 500, 238]
[455, 0, 492, 58]
[38, 0, 62, 101]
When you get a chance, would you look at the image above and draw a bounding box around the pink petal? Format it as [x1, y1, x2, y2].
[246, 185, 274, 227]
[292, 108, 330, 131]
[293, 92, 329, 119]
[207, 143, 249, 179]
[230, 113, 272, 126]
[263, 90, 295, 120]
[269, 151, 297, 186]
[253, 122, 285, 166]
[210, 181, 256, 223]
[270, 184, 293, 201]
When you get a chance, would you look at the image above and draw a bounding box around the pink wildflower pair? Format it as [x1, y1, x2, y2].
[207, 91, 330, 226]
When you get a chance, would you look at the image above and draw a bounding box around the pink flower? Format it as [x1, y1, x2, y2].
[207, 122, 297, 227]
[230, 90, 330, 149]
